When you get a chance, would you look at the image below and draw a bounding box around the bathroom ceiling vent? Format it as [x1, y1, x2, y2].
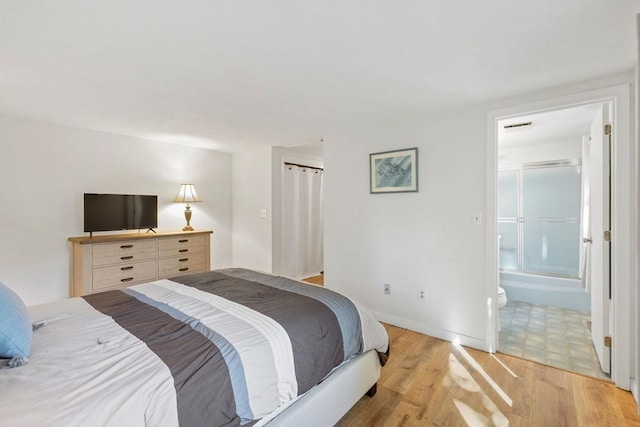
[503, 121, 533, 130]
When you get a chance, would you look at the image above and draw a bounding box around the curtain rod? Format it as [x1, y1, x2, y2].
[284, 162, 324, 171]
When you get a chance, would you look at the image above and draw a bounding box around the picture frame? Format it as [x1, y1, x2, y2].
[370, 147, 418, 193]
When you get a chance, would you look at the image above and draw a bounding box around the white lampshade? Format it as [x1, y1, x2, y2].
[173, 184, 202, 204]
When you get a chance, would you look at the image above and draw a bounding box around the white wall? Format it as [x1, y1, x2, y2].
[0, 116, 232, 305]
[231, 146, 273, 273]
[324, 71, 636, 352]
[325, 106, 489, 348]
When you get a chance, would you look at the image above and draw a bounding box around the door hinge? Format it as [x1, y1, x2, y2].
[604, 230, 612, 241]
[604, 124, 611, 136]
[604, 336, 612, 348]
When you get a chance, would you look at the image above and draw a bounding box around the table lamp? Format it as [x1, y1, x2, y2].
[173, 184, 202, 231]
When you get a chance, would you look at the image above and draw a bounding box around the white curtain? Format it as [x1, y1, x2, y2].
[281, 164, 323, 279]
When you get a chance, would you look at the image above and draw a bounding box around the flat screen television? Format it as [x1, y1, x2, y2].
[84, 193, 158, 233]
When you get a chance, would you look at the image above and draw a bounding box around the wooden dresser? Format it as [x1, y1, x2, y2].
[68, 230, 212, 297]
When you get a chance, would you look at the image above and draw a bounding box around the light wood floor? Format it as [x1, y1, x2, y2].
[302, 274, 324, 286]
[337, 324, 640, 426]
[302, 275, 639, 425]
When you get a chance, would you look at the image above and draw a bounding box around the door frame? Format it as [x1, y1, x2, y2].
[486, 84, 633, 389]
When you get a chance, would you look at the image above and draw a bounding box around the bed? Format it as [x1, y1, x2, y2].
[0, 268, 389, 426]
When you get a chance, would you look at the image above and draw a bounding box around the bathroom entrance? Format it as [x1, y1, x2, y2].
[495, 102, 612, 379]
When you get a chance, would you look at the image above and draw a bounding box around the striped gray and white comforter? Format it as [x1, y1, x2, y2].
[0, 269, 388, 427]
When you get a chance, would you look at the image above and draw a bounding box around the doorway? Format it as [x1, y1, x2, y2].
[276, 142, 325, 281]
[281, 162, 324, 280]
[486, 83, 633, 389]
[496, 103, 609, 379]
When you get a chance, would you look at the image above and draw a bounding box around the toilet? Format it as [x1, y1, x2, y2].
[498, 287, 507, 308]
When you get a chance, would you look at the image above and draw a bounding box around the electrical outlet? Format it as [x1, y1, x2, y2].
[384, 283, 391, 295]
[260, 209, 268, 219]
[417, 288, 426, 303]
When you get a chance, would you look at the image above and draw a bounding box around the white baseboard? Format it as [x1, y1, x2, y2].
[370, 310, 490, 352]
[631, 378, 639, 414]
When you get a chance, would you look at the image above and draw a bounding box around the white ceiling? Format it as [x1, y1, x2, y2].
[1, 1, 638, 153]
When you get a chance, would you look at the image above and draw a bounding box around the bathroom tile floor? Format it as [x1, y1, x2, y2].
[498, 301, 609, 380]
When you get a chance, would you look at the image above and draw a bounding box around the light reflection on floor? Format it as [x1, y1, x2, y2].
[444, 344, 510, 427]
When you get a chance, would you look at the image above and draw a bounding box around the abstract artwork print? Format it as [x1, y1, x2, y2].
[370, 148, 418, 193]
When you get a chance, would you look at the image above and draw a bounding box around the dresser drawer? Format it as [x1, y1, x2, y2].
[158, 235, 205, 258]
[159, 253, 206, 277]
[92, 260, 158, 290]
[92, 240, 157, 267]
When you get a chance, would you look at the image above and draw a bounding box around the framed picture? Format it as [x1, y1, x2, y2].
[370, 147, 418, 193]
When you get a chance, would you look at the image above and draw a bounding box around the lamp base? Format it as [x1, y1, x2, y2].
[182, 204, 194, 231]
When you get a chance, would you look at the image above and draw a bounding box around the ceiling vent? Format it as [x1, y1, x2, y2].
[503, 121, 532, 130]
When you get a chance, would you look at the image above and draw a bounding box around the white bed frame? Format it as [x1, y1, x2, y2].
[260, 350, 381, 426]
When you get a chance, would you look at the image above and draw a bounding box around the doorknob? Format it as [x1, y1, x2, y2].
[583, 237, 593, 243]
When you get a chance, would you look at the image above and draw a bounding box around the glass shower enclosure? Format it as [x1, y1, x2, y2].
[498, 162, 582, 278]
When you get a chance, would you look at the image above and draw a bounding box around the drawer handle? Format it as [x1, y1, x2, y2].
[179, 258, 189, 262]
[178, 239, 189, 243]
[121, 277, 134, 282]
[121, 266, 134, 271]
[121, 256, 134, 260]
[179, 249, 189, 253]
[120, 244, 134, 249]
[179, 267, 189, 272]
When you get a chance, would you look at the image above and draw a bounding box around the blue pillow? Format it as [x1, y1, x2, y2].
[0, 281, 32, 364]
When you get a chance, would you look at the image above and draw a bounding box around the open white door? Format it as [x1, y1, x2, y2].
[588, 104, 611, 374]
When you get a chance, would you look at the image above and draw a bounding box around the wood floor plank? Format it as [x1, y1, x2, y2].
[336, 324, 640, 426]
[530, 362, 579, 426]
[493, 356, 535, 424]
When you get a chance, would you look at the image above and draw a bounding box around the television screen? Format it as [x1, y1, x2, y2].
[84, 194, 158, 232]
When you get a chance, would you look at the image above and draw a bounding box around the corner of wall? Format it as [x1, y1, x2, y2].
[231, 147, 273, 272]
